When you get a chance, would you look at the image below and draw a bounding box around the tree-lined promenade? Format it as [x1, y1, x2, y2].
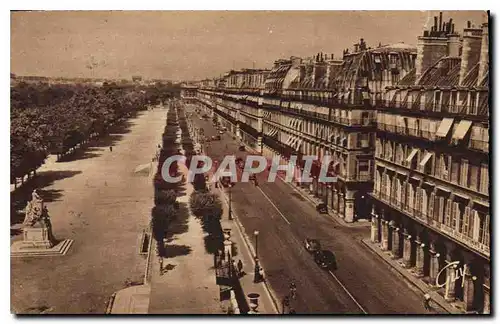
[10, 81, 180, 188]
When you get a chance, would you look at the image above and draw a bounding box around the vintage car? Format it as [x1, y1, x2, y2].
[304, 238, 321, 253]
[313, 250, 337, 270]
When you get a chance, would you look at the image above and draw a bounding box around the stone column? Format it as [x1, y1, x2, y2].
[257, 136, 263, 153]
[428, 243, 441, 286]
[444, 254, 457, 302]
[380, 217, 389, 251]
[483, 284, 490, 314]
[370, 209, 380, 243]
[402, 230, 413, 268]
[344, 199, 355, 223]
[462, 264, 477, 312]
[332, 189, 338, 212]
[414, 236, 425, 277]
[391, 227, 401, 259]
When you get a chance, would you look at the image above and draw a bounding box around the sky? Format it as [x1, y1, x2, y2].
[10, 10, 487, 81]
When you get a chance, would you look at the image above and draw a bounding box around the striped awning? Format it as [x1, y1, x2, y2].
[435, 118, 454, 137]
[419, 152, 433, 167]
[451, 120, 473, 141]
[405, 148, 419, 163]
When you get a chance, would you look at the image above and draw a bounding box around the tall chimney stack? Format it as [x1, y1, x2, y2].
[415, 13, 448, 82]
[459, 24, 483, 85]
[439, 12, 443, 31]
[477, 22, 489, 86]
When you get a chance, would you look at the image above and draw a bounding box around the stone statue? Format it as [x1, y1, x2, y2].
[22, 189, 45, 227]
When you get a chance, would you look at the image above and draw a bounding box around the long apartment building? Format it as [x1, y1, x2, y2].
[370, 15, 490, 314]
[190, 12, 490, 314]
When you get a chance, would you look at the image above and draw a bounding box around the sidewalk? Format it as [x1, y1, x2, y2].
[217, 186, 280, 314]
[240, 142, 370, 229]
[147, 147, 221, 313]
[361, 239, 464, 314]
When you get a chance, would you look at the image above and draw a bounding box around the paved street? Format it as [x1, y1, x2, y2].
[188, 106, 440, 314]
[11, 109, 166, 314]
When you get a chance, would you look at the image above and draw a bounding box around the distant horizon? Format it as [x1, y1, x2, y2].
[11, 11, 487, 81]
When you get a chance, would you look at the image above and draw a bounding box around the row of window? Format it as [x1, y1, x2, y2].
[384, 88, 489, 117]
[375, 139, 489, 195]
[375, 172, 490, 249]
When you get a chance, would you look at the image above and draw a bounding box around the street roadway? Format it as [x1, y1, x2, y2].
[187, 105, 437, 314]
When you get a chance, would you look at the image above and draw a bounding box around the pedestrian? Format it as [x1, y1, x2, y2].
[423, 293, 431, 311]
[237, 259, 243, 276]
[109, 146, 113, 152]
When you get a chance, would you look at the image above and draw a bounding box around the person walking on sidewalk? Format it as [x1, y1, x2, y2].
[237, 259, 243, 277]
[423, 293, 432, 311]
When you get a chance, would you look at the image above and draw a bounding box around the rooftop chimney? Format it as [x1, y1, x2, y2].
[459, 24, 483, 85]
[415, 12, 448, 82]
[477, 22, 489, 86]
[439, 12, 443, 31]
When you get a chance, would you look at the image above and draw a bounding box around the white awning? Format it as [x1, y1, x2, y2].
[451, 120, 473, 141]
[270, 128, 278, 137]
[286, 135, 296, 146]
[419, 152, 433, 167]
[435, 118, 454, 137]
[405, 148, 419, 163]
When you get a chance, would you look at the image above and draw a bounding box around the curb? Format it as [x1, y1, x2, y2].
[359, 239, 462, 314]
[105, 292, 117, 314]
[217, 186, 281, 314]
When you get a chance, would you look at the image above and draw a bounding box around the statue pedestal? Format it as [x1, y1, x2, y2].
[21, 224, 55, 249]
[11, 221, 73, 258]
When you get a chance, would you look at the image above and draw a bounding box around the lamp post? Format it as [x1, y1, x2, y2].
[253, 230, 259, 259]
[228, 183, 233, 220]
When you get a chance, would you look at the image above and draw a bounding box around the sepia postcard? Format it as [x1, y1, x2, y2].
[10, 10, 491, 315]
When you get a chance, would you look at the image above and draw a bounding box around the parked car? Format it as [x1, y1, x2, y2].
[313, 250, 337, 270]
[316, 203, 328, 214]
[304, 239, 321, 253]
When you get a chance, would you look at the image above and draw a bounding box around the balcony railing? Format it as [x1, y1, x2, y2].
[470, 139, 489, 152]
[380, 100, 489, 118]
[372, 190, 490, 257]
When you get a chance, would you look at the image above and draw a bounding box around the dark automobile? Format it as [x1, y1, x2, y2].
[314, 250, 337, 270]
[215, 135, 221, 140]
[316, 203, 328, 214]
[304, 238, 321, 253]
[238, 145, 246, 151]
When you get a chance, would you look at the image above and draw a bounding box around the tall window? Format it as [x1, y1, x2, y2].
[479, 163, 489, 194]
[468, 164, 479, 191]
[460, 159, 469, 187]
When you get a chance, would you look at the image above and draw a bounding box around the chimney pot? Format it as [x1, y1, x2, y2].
[439, 12, 443, 32]
[467, 21, 471, 28]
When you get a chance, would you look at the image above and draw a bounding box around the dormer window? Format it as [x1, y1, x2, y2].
[374, 54, 382, 64]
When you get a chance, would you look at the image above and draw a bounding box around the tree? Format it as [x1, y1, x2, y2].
[155, 189, 177, 206]
[151, 204, 176, 256]
[189, 192, 223, 222]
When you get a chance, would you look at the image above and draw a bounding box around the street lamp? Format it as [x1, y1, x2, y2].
[253, 230, 259, 259]
[228, 183, 233, 220]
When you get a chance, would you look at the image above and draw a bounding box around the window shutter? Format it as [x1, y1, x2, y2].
[472, 210, 480, 241]
[392, 176, 397, 201]
[463, 206, 471, 237]
[438, 197, 445, 223]
[415, 187, 422, 214]
[483, 215, 490, 246]
[460, 159, 469, 187]
[452, 202, 460, 230]
[480, 163, 489, 194]
[401, 181, 407, 208]
[428, 192, 435, 220]
[444, 199, 452, 226]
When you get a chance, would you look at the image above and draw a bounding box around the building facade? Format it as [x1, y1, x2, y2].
[190, 12, 490, 313]
[370, 14, 490, 313]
